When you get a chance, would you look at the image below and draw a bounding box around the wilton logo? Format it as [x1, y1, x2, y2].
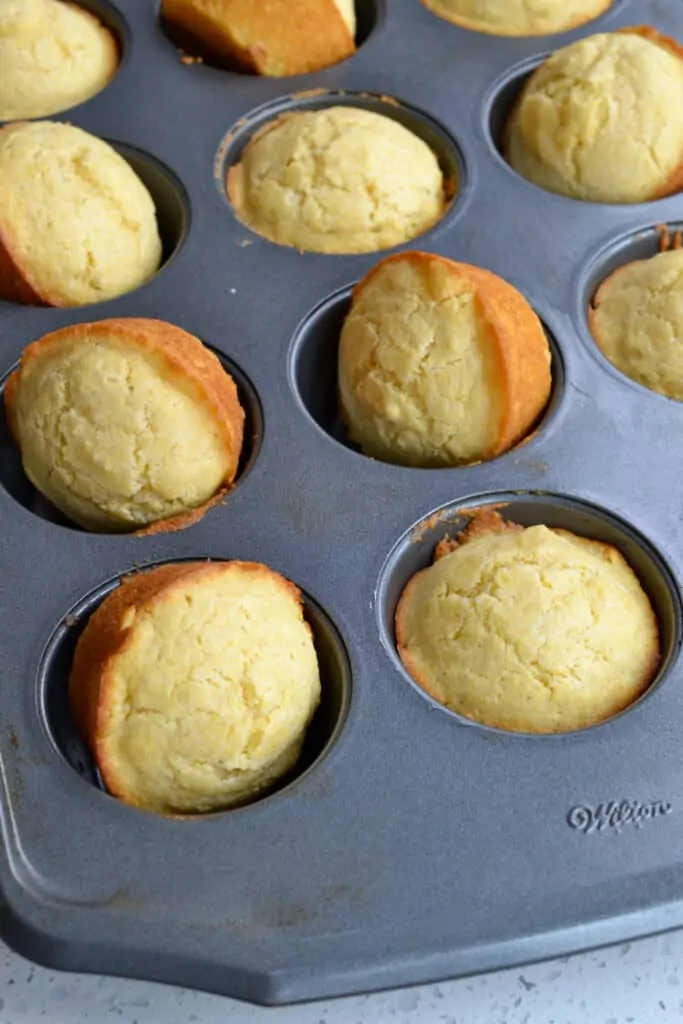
[567, 800, 672, 835]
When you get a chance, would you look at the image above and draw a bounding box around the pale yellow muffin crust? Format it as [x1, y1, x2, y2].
[0, 120, 162, 306]
[161, 0, 354, 77]
[422, 0, 611, 37]
[333, 0, 356, 35]
[590, 246, 683, 400]
[4, 318, 245, 533]
[505, 28, 683, 204]
[338, 252, 551, 466]
[396, 514, 660, 734]
[0, 0, 118, 121]
[69, 561, 322, 815]
[228, 106, 447, 254]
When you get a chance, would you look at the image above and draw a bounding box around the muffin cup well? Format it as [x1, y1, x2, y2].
[485, 35, 683, 206]
[116, 142, 190, 272]
[66, 0, 130, 60]
[159, 0, 383, 73]
[216, 90, 466, 252]
[288, 283, 564, 464]
[0, 346, 262, 532]
[38, 561, 351, 815]
[577, 221, 683, 396]
[376, 492, 681, 735]
[0, 138, 189, 307]
[484, 53, 549, 183]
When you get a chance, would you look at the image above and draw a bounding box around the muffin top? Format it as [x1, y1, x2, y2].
[0, 0, 117, 120]
[421, 0, 611, 36]
[0, 120, 161, 306]
[396, 513, 660, 733]
[590, 246, 683, 400]
[69, 561, 321, 815]
[228, 106, 447, 254]
[4, 318, 244, 532]
[505, 28, 683, 203]
[338, 251, 551, 466]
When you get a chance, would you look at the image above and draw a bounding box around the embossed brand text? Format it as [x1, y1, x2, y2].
[567, 800, 672, 835]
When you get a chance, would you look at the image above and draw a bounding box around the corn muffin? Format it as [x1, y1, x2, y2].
[0, 120, 162, 306]
[0, 0, 118, 121]
[161, 0, 355, 76]
[505, 27, 683, 204]
[69, 561, 322, 815]
[589, 247, 683, 400]
[4, 318, 245, 533]
[396, 512, 660, 733]
[421, 0, 611, 36]
[228, 107, 447, 254]
[338, 252, 551, 466]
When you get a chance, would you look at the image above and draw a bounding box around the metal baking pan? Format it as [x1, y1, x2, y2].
[2, 0, 683, 1006]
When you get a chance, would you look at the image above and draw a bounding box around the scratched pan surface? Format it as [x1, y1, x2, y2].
[2, 0, 683, 1006]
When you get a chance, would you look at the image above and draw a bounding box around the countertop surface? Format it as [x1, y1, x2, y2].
[1, 930, 682, 1024]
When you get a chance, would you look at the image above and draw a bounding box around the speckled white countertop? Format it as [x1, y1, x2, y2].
[1, 931, 682, 1023]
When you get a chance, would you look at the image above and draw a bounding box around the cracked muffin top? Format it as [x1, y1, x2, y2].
[69, 560, 322, 815]
[505, 27, 683, 204]
[421, 0, 612, 37]
[590, 246, 683, 400]
[4, 318, 245, 533]
[396, 512, 660, 734]
[0, 120, 161, 306]
[338, 251, 551, 466]
[0, 0, 118, 120]
[227, 106, 448, 254]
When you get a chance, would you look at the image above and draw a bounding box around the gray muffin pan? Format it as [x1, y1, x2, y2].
[2, 0, 683, 1007]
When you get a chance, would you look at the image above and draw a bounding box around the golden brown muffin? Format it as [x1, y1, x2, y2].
[338, 252, 551, 466]
[4, 318, 245, 533]
[421, 0, 611, 36]
[396, 512, 660, 733]
[69, 561, 322, 815]
[505, 27, 683, 204]
[589, 246, 683, 399]
[0, 121, 162, 307]
[161, 0, 355, 76]
[0, 0, 118, 120]
[228, 107, 448, 254]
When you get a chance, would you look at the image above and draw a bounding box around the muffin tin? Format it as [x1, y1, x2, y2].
[2, 0, 683, 1007]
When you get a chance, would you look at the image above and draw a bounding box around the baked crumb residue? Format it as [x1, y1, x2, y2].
[656, 223, 683, 252]
[434, 509, 520, 559]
